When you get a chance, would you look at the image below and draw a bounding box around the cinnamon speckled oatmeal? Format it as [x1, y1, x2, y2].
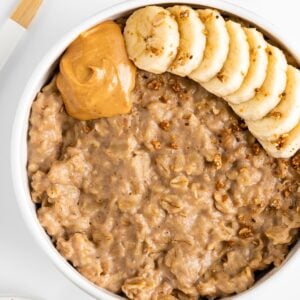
[28, 70, 300, 299]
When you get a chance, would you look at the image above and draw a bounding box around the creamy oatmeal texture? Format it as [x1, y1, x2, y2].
[28, 71, 300, 299]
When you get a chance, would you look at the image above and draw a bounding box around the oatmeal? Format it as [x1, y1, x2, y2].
[28, 71, 300, 299]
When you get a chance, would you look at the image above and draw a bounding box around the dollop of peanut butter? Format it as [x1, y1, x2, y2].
[56, 21, 136, 120]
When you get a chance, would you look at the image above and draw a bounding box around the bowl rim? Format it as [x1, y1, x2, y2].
[11, 0, 300, 299]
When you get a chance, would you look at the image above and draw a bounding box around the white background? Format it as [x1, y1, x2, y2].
[0, 0, 299, 299]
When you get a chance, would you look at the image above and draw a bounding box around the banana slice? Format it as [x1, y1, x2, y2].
[259, 121, 300, 158]
[124, 6, 179, 74]
[201, 21, 250, 97]
[189, 9, 229, 83]
[247, 66, 300, 140]
[167, 5, 206, 77]
[230, 45, 287, 120]
[225, 28, 268, 104]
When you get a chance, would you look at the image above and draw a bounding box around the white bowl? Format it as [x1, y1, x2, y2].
[11, 1, 299, 299]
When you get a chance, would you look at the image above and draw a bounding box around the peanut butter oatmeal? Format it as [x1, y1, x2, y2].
[28, 70, 300, 299]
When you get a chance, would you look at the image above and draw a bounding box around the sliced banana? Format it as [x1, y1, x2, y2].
[189, 9, 229, 83]
[201, 21, 250, 97]
[230, 45, 287, 120]
[247, 66, 300, 140]
[167, 5, 206, 77]
[124, 6, 179, 74]
[259, 121, 300, 158]
[225, 28, 268, 104]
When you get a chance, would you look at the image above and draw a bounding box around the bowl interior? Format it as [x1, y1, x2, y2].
[11, 1, 299, 299]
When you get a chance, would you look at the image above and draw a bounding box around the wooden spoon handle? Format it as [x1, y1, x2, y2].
[11, 0, 43, 29]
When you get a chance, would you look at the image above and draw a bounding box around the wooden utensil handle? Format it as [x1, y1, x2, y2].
[11, 0, 43, 29]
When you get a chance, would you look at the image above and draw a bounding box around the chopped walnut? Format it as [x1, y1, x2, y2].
[238, 227, 253, 238]
[270, 198, 281, 209]
[171, 81, 184, 92]
[282, 183, 295, 198]
[231, 120, 247, 132]
[291, 154, 300, 171]
[179, 10, 190, 18]
[159, 120, 171, 131]
[217, 72, 226, 82]
[151, 140, 161, 150]
[269, 111, 282, 119]
[252, 143, 261, 155]
[150, 46, 162, 56]
[147, 79, 163, 90]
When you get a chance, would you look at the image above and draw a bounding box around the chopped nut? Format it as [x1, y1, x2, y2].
[252, 143, 261, 155]
[238, 227, 253, 238]
[237, 214, 247, 224]
[217, 72, 226, 82]
[169, 142, 178, 150]
[231, 120, 247, 132]
[147, 79, 162, 90]
[171, 81, 183, 92]
[159, 95, 168, 103]
[159, 120, 171, 131]
[151, 140, 161, 150]
[150, 46, 162, 56]
[291, 153, 300, 171]
[215, 180, 225, 190]
[270, 198, 281, 209]
[213, 154, 222, 169]
[269, 111, 282, 119]
[273, 135, 287, 150]
[179, 10, 190, 18]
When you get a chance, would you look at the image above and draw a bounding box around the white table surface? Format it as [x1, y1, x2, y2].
[0, 0, 299, 299]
